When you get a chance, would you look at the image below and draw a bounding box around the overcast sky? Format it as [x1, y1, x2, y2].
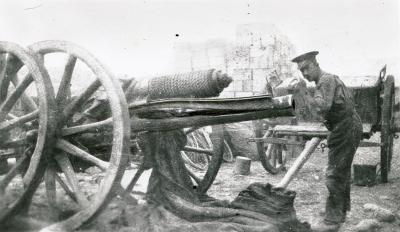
[1, 0, 399, 78]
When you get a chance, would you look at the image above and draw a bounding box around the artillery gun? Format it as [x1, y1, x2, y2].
[0, 40, 295, 231]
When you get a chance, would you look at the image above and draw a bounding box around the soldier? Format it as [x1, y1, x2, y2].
[291, 51, 363, 231]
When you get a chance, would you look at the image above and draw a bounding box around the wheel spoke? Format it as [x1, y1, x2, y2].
[0, 109, 39, 132]
[277, 144, 283, 164]
[54, 173, 77, 203]
[184, 127, 199, 135]
[0, 138, 27, 149]
[0, 74, 34, 121]
[181, 151, 206, 170]
[271, 146, 277, 167]
[185, 166, 201, 185]
[0, 155, 29, 195]
[56, 56, 77, 106]
[55, 139, 108, 171]
[0, 54, 23, 104]
[0, 53, 9, 103]
[11, 75, 38, 112]
[44, 163, 58, 218]
[54, 152, 89, 207]
[8, 53, 39, 112]
[62, 79, 101, 122]
[61, 117, 112, 136]
[6, 113, 17, 120]
[183, 146, 213, 156]
[56, 141, 137, 205]
[122, 165, 145, 195]
[265, 143, 274, 160]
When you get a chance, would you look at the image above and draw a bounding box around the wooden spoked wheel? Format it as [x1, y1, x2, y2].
[0, 42, 56, 226]
[380, 75, 395, 183]
[26, 40, 130, 231]
[181, 127, 212, 171]
[189, 124, 225, 195]
[124, 126, 225, 199]
[254, 121, 287, 175]
[135, 125, 225, 196]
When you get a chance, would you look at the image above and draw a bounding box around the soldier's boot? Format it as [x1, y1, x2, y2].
[318, 211, 347, 223]
[311, 220, 341, 232]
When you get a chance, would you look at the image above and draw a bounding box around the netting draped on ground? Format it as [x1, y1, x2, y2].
[131, 130, 311, 232]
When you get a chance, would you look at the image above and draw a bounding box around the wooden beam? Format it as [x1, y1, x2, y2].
[248, 137, 305, 146]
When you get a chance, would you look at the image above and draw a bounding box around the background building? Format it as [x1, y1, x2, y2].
[173, 23, 296, 97]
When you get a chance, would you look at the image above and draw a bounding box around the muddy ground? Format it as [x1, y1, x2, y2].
[72, 133, 400, 232]
[4, 134, 400, 232]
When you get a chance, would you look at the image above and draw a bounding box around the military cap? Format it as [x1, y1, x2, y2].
[291, 51, 319, 63]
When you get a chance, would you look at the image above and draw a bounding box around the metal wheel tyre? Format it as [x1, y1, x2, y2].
[183, 125, 225, 195]
[0, 42, 56, 226]
[254, 122, 287, 174]
[380, 75, 395, 183]
[262, 141, 288, 174]
[222, 140, 234, 163]
[27, 40, 130, 231]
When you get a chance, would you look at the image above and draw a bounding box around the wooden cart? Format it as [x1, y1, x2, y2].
[251, 66, 398, 184]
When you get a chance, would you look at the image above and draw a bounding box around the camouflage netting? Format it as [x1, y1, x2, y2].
[123, 69, 232, 102]
[130, 130, 311, 232]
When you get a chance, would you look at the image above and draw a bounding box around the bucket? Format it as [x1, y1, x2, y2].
[353, 164, 378, 186]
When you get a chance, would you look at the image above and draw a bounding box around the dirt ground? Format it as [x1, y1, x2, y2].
[204, 135, 400, 232]
[4, 134, 400, 232]
[75, 133, 400, 232]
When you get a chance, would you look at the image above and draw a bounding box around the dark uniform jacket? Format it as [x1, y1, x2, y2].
[312, 71, 363, 223]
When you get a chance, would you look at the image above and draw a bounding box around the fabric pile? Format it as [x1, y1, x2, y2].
[129, 130, 311, 232]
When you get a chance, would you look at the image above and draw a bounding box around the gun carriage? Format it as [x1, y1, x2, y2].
[0, 40, 295, 231]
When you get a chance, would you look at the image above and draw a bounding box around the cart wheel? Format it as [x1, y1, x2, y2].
[183, 125, 224, 195]
[182, 127, 234, 167]
[27, 40, 130, 231]
[380, 75, 395, 183]
[181, 128, 212, 171]
[222, 140, 234, 163]
[0, 42, 56, 225]
[254, 121, 287, 174]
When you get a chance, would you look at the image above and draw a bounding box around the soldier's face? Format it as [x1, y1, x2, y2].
[298, 61, 319, 82]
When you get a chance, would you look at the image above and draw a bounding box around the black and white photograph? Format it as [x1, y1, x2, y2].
[0, 0, 399, 231]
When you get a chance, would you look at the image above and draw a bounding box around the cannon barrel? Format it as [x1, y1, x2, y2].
[129, 95, 295, 132]
[129, 94, 293, 118]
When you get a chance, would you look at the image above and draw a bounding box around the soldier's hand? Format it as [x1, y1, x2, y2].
[287, 78, 307, 95]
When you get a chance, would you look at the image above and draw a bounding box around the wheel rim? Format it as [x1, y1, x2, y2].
[0, 42, 56, 224]
[181, 125, 224, 195]
[222, 140, 234, 163]
[380, 75, 395, 183]
[254, 121, 286, 174]
[27, 40, 130, 231]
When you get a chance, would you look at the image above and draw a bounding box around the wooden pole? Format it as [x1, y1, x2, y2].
[275, 137, 322, 189]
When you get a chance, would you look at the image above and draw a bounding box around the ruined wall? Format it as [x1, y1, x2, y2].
[173, 23, 296, 98]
